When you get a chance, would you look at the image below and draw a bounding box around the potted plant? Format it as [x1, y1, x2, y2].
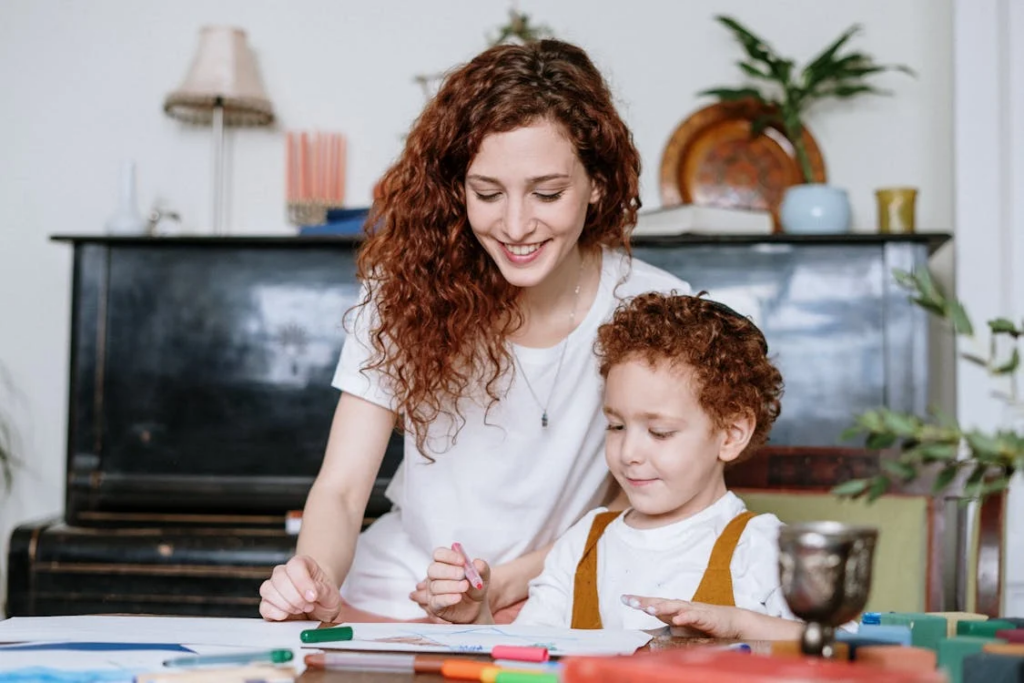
[835, 269, 1022, 503]
[700, 16, 914, 234]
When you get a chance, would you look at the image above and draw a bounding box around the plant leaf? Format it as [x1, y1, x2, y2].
[715, 16, 776, 66]
[822, 85, 887, 98]
[964, 431, 1005, 461]
[698, 87, 766, 102]
[738, 61, 772, 80]
[993, 348, 1020, 375]
[881, 459, 917, 481]
[802, 24, 862, 87]
[867, 474, 891, 502]
[989, 318, 1021, 336]
[749, 113, 776, 137]
[832, 478, 870, 497]
[948, 300, 974, 337]
[931, 464, 960, 495]
[865, 432, 898, 450]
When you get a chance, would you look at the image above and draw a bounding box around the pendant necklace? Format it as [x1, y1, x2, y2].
[513, 257, 585, 429]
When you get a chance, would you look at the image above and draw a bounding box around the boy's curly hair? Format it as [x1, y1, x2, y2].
[594, 292, 783, 461]
[354, 39, 641, 455]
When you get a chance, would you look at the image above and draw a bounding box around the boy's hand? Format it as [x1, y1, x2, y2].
[418, 547, 492, 624]
[621, 594, 742, 639]
[259, 555, 342, 623]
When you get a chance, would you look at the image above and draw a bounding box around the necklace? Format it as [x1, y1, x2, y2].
[513, 257, 586, 428]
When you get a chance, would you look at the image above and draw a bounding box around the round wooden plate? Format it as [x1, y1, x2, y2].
[659, 100, 827, 231]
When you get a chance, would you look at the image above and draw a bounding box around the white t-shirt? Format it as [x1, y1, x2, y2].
[514, 491, 797, 630]
[332, 248, 690, 618]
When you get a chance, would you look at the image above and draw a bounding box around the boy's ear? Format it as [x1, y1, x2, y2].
[719, 412, 756, 464]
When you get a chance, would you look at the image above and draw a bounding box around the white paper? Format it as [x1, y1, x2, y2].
[316, 622, 652, 657]
[0, 617, 310, 674]
[0, 616, 308, 649]
[0, 643, 284, 672]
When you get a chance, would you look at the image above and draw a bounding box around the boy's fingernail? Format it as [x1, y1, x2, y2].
[305, 590, 316, 601]
[646, 606, 658, 615]
[628, 598, 641, 608]
[620, 595, 630, 605]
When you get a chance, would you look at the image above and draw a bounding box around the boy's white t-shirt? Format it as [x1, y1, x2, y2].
[331, 248, 690, 618]
[514, 491, 797, 629]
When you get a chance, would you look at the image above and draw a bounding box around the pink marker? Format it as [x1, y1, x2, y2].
[452, 542, 484, 590]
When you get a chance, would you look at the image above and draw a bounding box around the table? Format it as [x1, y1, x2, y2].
[295, 634, 768, 682]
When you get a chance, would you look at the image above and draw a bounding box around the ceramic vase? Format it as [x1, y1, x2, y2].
[780, 184, 851, 234]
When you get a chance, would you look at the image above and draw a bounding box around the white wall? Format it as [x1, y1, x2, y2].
[953, 0, 1024, 616]
[0, 0, 953, 610]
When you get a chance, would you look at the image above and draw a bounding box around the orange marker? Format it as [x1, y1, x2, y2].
[453, 542, 484, 590]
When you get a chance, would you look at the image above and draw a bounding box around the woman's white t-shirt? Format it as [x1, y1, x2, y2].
[332, 248, 690, 618]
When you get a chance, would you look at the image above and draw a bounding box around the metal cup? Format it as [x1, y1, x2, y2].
[778, 522, 878, 657]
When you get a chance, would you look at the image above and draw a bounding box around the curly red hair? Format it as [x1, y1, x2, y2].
[595, 292, 784, 461]
[354, 40, 642, 455]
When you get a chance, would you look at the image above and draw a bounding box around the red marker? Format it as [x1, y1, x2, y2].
[452, 542, 484, 590]
[491, 645, 550, 662]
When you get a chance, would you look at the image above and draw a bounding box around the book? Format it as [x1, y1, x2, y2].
[633, 204, 773, 236]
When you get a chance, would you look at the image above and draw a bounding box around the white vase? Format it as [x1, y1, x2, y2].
[780, 184, 852, 234]
[105, 161, 149, 236]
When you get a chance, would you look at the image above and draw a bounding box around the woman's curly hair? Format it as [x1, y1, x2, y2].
[595, 292, 784, 461]
[354, 39, 642, 455]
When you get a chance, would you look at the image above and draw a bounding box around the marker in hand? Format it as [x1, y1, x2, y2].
[452, 542, 484, 590]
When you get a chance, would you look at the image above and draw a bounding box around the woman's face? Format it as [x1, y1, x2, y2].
[465, 119, 599, 290]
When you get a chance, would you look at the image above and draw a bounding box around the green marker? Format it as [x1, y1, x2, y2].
[163, 648, 293, 667]
[494, 672, 559, 683]
[300, 625, 354, 644]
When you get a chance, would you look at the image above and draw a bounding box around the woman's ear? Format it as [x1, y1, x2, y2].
[719, 412, 756, 464]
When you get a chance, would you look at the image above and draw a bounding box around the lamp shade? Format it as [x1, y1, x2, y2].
[164, 26, 274, 126]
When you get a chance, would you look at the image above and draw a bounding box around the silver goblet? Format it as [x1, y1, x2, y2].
[777, 521, 878, 657]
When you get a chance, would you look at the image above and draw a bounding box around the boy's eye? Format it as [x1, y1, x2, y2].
[474, 192, 501, 202]
[649, 430, 675, 440]
[605, 423, 624, 432]
[534, 191, 564, 202]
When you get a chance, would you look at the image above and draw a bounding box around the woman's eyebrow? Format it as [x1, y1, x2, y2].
[466, 173, 570, 185]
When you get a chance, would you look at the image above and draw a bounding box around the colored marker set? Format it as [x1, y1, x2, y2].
[303, 646, 561, 682]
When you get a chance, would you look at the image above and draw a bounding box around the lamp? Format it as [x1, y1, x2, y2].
[164, 26, 274, 234]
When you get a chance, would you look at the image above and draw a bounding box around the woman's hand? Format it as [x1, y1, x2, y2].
[416, 547, 493, 624]
[259, 555, 342, 623]
[412, 559, 517, 618]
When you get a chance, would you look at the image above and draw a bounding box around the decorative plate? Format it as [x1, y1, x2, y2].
[659, 100, 827, 231]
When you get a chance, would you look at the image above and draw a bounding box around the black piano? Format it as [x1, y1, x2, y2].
[5, 232, 947, 617]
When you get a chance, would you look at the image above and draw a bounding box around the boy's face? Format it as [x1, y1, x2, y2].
[603, 357, 752, 529]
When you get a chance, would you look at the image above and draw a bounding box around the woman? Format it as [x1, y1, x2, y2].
[259, 38, 689, 623]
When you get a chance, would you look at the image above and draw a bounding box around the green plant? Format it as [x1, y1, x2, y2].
[835, 269, 1023, 502]
[487, 7, 553, 46]
[700, 15, 915, 183]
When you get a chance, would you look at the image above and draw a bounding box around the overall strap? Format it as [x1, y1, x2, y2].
[570, 510, 623, 629]
[690, 511, 759, 607]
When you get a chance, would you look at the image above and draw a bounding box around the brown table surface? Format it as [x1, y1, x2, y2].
[296, 633, 768, 682]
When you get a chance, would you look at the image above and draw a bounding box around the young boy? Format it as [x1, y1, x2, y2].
[423, 292, 803, 640]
